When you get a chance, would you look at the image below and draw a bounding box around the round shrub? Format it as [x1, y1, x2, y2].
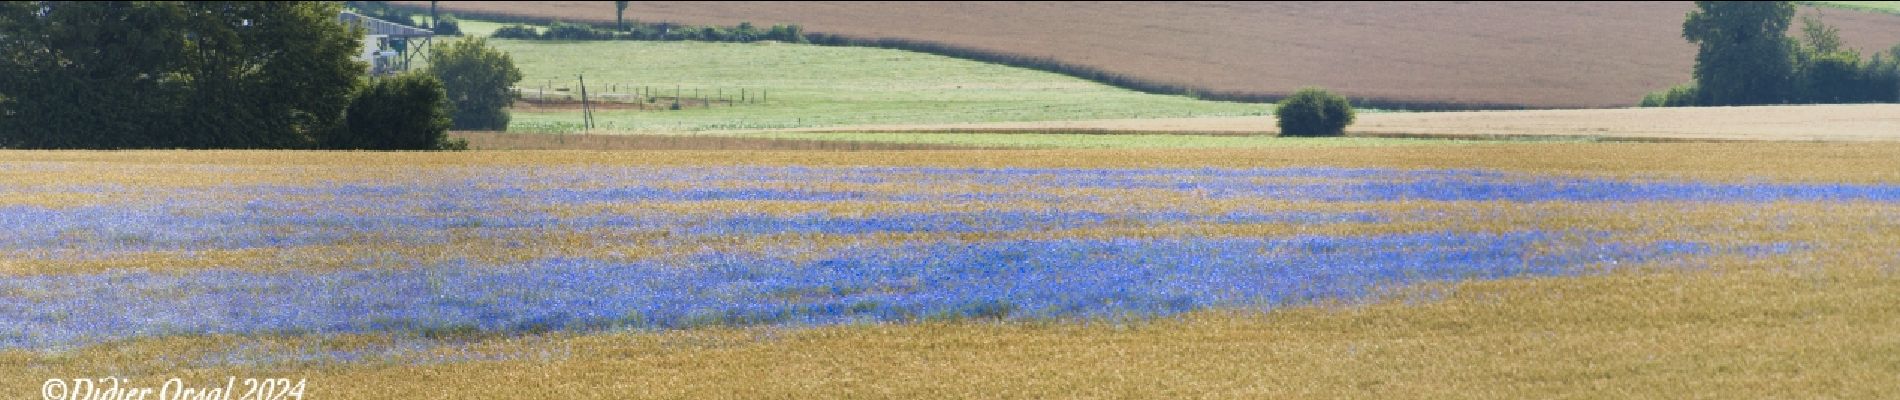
[427, 37, 523, 131]
[331, 73, 453, 150]
[431, 15, 462, 36]
[1275, 87, 1356, 137]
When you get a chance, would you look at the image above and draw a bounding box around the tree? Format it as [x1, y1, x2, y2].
[1682, 1, 1796, 106]
[427, 36, 522, 131]
[1274, 87, 1355, 137]
[189, 2, 367, 149]
[616, 1, 629, 32]
[0, 2, 191, 148]
[0, 1, 365, 149]
[332, 73, 453, 150]
[1798, 14, 1841, 55]
[1796, 51, 1864, 103]
[1881, 44, 1900, 101]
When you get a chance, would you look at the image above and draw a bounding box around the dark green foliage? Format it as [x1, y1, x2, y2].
[544, 21, 614, 40]
[1791, 15, 1846, 102]
[1795, 51, 1867, 103]
[1647, 5, 1899, 107]
[1639, 83, 1701, 107]
[1798, 14, 1842, 54]
[767, 24, 804, 43]
[0, 1, 364, 149]
[432, 14, 460, 36]
[426, 37, 522, 131]
[1871, 47, 1900, 101]
[333, 73, 452, 150]
[1682, 1, 1796, 106]
[1788, 16, 1894, 103]
[487, 19, 806, 44]
[1274, 87, 1355, 137]
[490, 24, 540, 39]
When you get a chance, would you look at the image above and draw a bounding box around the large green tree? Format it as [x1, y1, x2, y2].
[0, 1, 364, 149]
[426, 36, 521, 131]
[0, 1, 195, 148]
[1682, 1, 1796, 106]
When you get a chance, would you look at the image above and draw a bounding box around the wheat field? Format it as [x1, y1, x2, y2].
[4, 145, 1898, 398]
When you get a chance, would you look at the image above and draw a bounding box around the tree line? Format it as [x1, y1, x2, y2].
[1643, 1, 1900, 107]
[490, 20, 808, 43]
[0, 1, 520, 150]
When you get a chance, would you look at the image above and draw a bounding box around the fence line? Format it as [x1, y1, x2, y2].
[512, 84, 770, 109]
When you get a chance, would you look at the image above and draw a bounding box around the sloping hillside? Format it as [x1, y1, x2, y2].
[403, 1, 1900, 108]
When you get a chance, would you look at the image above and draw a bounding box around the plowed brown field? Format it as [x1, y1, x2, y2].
[402, 1, 1900, 108]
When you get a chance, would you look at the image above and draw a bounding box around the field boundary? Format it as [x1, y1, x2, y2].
[382, 3, 1536, 111]
[1346, 131, 1767, 144]
[1800, 1, 1900, 15]
[719, 104, 1900, 143]
[448, 131, 1001, 150]
[756, 128, 1799, 144]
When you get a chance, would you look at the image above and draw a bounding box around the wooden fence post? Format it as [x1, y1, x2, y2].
[578, 74, 594, 130]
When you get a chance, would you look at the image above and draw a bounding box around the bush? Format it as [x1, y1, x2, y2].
[426, 37, 524, 131]
[544, 21, 615, 40]
[1274, 87, 1355, 137]
[766, 24, 806, 43]
[332, 73, 454, 150]
[478, 19, 807, 44]
[1795, 51, 1867, 103]
[1639, 83, 1700, 107]
[432, 15, 462, 36]
[1871, 49, 1900, 102]
[491, 25, 540, 39]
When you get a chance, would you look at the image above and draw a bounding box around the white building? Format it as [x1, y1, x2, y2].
[338, 11, 434, 76]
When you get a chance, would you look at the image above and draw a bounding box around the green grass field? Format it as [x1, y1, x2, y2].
[1804, 1, 1900, 13]
[483, 39, 1266, 133]
[448, 18, 516, 37]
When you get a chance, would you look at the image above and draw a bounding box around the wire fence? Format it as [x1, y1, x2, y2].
[512, 83, 771, 110]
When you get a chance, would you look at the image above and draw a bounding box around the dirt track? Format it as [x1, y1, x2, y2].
[410, 1, 1900, 108]
[767, 104, 1900, 142]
